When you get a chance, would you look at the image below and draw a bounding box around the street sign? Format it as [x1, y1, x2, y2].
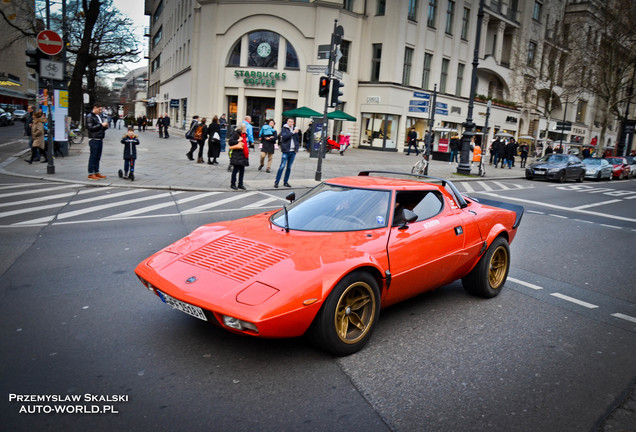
[317, 44, 331, 60]
[331, 69, 343, 80]
[36, 30, 63, 56]
[555, 121, 572, 131]
[413, 91, 430, 100]
[307, 65, 327, 74]
[409, 100, 430, 106]
[40, 59, 63, 80]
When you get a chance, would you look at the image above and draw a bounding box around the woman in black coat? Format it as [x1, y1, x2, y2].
[207, 115, 221, 165]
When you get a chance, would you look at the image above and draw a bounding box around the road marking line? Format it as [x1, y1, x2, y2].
[508, 277, 543, 290]
[0, 184, 79, 199]
[549, 214, 568, 219]
[243, 197, 281, 208]
[0, 191, 77, 208]
[572, 199, 622, 210]
[611, 313, 636, 324]
[462, 182, 475, 193]
[550, 293, 598, 309]
[473, 192, 636, 223]
[492, 181, 509, 190]
[574, 219, 594, 224]
[182, 192, 257, 213]
[600, 224, 622, 229]
[476, 181, 492, 191]
[58, 192, 175, 219]
[70, 189, 147, 204]
[175, 192, 222, 204]
[0, 202, 67, 218]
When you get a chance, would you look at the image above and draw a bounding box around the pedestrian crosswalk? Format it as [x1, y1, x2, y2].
[0, 180, 533, 227]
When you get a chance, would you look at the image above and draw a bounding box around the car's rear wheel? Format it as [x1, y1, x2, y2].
[462, 237, 510, 298]
[310, 271, 380, 356]
[577, 172, 584, 183]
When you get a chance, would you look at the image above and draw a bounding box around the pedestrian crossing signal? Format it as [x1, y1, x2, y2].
[319, 76, 330, 98]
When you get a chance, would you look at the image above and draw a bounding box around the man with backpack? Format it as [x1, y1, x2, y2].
[185, 115, 200, 161]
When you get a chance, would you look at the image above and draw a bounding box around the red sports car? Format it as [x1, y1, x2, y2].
[135, 172, 524, 356]
[605, 157, 631, 179]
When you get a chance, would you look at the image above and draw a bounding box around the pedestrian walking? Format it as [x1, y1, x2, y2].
[243, 115, 254, 149]
[157, 116, 164, 138]
[23, 105, 38, 162]
[219, 114, 228, 152]
[162, 113, 171, 138]
[406, 127, 419, 155]
[229, 122, 249, 190]
[185, 116, 199, 161]
[194, 118, 208, 163]
[449, 135, 460, 164]
[86, 103, 109, 180]
[258, 119, 277, 172]
[207, 115, 221, 165]
[338, 133, 350, 155]
[119, 127, 139, 181]
[519, 143, 529, 168]
[25, 110, 47, 164]
[274, 118, 300, 188]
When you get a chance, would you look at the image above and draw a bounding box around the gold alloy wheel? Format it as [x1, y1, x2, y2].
[334, 282, 376, 344]
[488, 245, 509, 290]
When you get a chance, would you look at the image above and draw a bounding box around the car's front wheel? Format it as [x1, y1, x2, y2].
[557, 171, 566, 183]
[310, 271, 380, 356]
[462, 237, 510, 298]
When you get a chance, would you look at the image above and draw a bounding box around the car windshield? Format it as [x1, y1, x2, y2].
[271, 183, 391, 232]
[538, 154, 568, 164]
[583, 158, 601, 165]
[605, 158, 622, 164]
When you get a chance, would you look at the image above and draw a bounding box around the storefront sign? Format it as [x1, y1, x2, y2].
[169, 99, 179, 108]
[234, 69, 287, 87]
[572, 126, 586, 136]
[367, 96, 380, 103]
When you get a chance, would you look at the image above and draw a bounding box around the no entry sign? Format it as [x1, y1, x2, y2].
[36, 30, 63, 56]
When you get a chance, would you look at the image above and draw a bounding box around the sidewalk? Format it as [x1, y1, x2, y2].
[1, 127, 525, 191]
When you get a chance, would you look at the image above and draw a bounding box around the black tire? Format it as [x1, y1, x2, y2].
[576, 172, 584, 183]
[129, 172, 134, 181]
[310, 271, 380, 356]
[525, 174, 533, 180]
[462, 237, 510, 298]
[118, 169, 123, 178]
[557, 171, 566, 183]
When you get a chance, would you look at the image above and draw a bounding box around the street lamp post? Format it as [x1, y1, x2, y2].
[457, 0, 485, 175]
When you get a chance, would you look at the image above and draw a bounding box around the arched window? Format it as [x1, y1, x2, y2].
[227, 30, 299, 69]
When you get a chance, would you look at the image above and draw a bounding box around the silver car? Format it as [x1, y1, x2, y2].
[582, 158, 612, 181]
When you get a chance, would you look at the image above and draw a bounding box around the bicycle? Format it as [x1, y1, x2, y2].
[67, 122, 85, 147]
[411, 152, 429, 175]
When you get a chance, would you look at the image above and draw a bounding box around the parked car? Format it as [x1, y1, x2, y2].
[605, 157, 631, 180]
[11, 109, 27, 121]
[0, 108, 14, 126]
[625, 156, 636, 179]
[582, 158, 613, 181]
[525, 154, 585, 183]
[135, 172, 524, 356]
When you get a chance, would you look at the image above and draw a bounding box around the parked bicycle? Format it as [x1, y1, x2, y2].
[67, 122, 84, 146]
[411, 152, 429, 175]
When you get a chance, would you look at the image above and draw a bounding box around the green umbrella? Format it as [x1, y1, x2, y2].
[327, 110, 357, 121]
[282, 106, 322, 118]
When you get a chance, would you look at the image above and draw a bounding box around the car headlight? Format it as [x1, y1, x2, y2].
[548, 167, 562, 173]
[221, 315, 259, 333]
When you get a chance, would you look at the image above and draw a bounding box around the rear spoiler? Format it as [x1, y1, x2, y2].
[468, 197, 524, 229]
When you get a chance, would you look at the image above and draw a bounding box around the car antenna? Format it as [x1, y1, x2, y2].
[283, 192, 295, 233]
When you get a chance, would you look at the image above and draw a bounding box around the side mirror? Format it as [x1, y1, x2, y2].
[286, 192, 296, 202]
[398, 209, 418, 230]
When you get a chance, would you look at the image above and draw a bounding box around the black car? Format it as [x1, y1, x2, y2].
[525, 153, 585, 183]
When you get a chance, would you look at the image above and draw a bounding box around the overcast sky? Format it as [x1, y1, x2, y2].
[112, 0, 148, 76]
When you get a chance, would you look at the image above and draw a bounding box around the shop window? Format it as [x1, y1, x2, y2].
[361, 113, 398, 150]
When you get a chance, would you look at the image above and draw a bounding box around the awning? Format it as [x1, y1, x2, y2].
[282, 106, 322, 118]
[327, 110, 356, 121]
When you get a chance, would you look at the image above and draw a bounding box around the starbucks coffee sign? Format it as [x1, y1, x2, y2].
[234, 69, 287, 87]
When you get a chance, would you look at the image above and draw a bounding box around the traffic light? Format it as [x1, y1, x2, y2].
[330, 79, 344, 107]
[26, 49, 40, 72]
[319, 76, 330, 98]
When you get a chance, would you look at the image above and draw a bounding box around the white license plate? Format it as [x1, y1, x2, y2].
[156, 290, 208, 321]
[533, 170, 545, 175]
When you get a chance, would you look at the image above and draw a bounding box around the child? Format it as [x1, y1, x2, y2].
[119, 127, 139, 181]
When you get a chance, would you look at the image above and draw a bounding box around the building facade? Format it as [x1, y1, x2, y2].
[144, 0, 625, 154]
